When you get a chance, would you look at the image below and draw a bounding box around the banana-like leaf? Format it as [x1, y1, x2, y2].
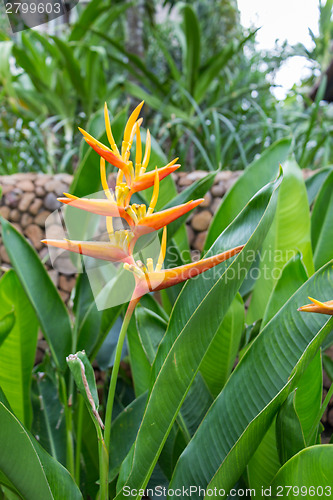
[168, 262, 333, 499]
[200, 294, 244, 397]
[31, 366, 67, 466]
[247, 419, 280, 497]
[109, 393, 148, 481]
[127, 316, 151, 397]
[0, 270, 38, 427]
[247, 158, 314, 322]
[305, 165, 333, 205]
[0, 394, 82, 500]
[1, 218, 72, 371]
[204, 137, 292, 251]
[115, 172, 282, 498]
[311, 170, 333, 270]
[135, 306, 167, 365]
[276, 351, 322, 465]
[270, 445, 333, 496]
[262, 253, 308, 328]
[181, 5, 201, 95]
[0, 310, 15, 348]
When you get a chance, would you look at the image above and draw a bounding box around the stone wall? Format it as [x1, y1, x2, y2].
[0, 170, 241, 298]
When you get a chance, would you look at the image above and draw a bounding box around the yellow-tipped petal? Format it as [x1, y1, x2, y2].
[142, 129, 151, 173]
[104, 103, 119, 154]
[78, 127, 112, 153]
[100, 157, 114, 201]
[123, 101, 144, 148]
[42, 238, 130, 262]
[156, 226, 167, 271]
[135, 123, 142, 176]
[147, 168, 159, 216]
[298, 297, 333, 315]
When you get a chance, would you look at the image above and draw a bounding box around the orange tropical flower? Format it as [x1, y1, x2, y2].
[43, 102, 244, 304]
[123, 227, 244, 299]
[298, 297, 333, 315]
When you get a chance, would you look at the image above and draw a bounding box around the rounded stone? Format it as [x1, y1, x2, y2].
[35, 186, 45, 197]
[35, 210, 51, 227]
[29, 199, 43, 215]
[21, 213, 33, 228]
[200, 192, 212, 208]
[17, 180, 35, 192]
[193, 231, 207, 252]
[191, 210, 212, 231]
[211, 182, 226, 197]
[24, 224, 44, 250]
[9, 209, 20, 222]
[59, 274, 76, 292]
[4, 189, 22, 208]
[45, 180, 67, 196]
[211, 197, 222, 214]
[0, 245, 10, 264]
[44, 193, 61, 211]
[0, 206, 10, 219]
[18, 192, 35, 212]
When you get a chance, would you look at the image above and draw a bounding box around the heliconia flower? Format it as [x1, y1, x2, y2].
[42, 230, 134, 264]
[298, 297, 333, 315]
[78, 101, 180, 202]
[58, 168, 204, 234]
[124, 227, 245, 299]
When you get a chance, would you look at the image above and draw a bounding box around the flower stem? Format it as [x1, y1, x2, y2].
[103, 298, 138, 453]
[59, 375, 75, 477]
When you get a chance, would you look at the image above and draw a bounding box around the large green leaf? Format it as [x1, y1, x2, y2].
[204, 137, 292, 251]
[199, 294, 244, 397]
[168, 262, 333, 499]
[181, 5, 201, 95]
[109, 393, 147, 481]
[311, 169, 333, 270]
[1, 218, 72, 371]
[247, 158, 314, 322]
[115, 172, 282, 498]
[305, 165, 333, 206]
[0, 396, 82, 500]
[0, 310, 15, 349]
[262, 253, 308, 328]
[276, 351, 322, 465]
[270, 445, 333, 497]
[31, 365, 66, 466]
[0, 270, 38, 427]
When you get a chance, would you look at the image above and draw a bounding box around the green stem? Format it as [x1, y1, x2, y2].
[97, 425, 109, 500]
[103, 299, 138, 454]
[60, 375, 75, 477]
[74, 395, 84, 485]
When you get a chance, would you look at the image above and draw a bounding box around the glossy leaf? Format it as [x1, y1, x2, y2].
[0, 310, 15, 349]
[1, 218, 72, 371]
[0, 396, 82, 500]
[271, 445, 333, 496]
[109, 393, 147, 481]
[305, 165, 333, 205]
[247, 158, 314, 322]
[168, 262, 333, 499]
[262, 253, 308, 328]
[311, 169, 333, 270]
[199, 294, 244, 397]
[204, 137, 292, 251]
[0, 270, 38, 427]
[31, 361, 66, 466]
[115, 172, 282, 498]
